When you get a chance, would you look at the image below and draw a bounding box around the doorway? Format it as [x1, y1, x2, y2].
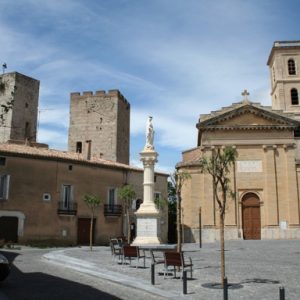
[0, 216, 18, 243]
[77, 218, 95, 245]
[242, 193, 261, 240]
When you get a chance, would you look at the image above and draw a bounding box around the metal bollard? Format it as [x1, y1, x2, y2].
[223, 277, 228, 300]
[151, 263, 155, 285]
[183, 270, 187, 295]
[279, 286, 285, 300]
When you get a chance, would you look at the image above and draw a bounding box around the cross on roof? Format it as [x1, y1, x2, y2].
[241, 89, 250, 101]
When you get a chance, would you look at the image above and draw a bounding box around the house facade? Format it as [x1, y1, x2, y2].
[0, 144, 168, 245]
[177, 41, 300, 242]
[0, 74, 168, 245]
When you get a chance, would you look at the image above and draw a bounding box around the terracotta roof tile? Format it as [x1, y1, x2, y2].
[0, 143, 143, 171]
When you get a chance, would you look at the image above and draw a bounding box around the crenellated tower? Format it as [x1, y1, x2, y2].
[0, 72, 39, 143]
[68, 90, 130, 164]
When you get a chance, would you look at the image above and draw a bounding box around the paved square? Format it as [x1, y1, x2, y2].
[46, 240, 300, 299]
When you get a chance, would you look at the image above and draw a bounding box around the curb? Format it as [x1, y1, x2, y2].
[43, 250, 181, 299]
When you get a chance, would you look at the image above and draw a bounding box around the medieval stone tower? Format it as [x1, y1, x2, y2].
[268, 41, 300, 117]
[68, 90, 130, 164]
[0, 72, 39, 143]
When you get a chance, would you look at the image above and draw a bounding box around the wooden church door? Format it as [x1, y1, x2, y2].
[242, 193, 261, 240]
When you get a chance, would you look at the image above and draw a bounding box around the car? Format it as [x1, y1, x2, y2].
[0, 253, 10, 281]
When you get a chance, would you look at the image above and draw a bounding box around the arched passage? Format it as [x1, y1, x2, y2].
[242, 193, 261, 240]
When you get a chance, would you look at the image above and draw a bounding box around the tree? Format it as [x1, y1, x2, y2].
[83, 194, 102, 251]
[198, 146, 237, 286]
[118, 185, 136, 243]
[170, 171, 191, 252]
[0, 77, 15, 125]
[167, 180, 177, 243]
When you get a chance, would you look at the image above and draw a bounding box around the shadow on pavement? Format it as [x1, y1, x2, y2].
[0, 250, 121, 300]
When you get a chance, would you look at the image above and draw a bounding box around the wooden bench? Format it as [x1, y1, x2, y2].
[123, 245, 146, 268]
[164, 251, 193, 279]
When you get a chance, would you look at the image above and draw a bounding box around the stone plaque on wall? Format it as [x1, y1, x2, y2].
[237, 160, 262, 172]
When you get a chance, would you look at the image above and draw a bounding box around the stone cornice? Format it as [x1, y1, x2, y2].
[199, 125, 295, 131]
[197, 103, 300, 130]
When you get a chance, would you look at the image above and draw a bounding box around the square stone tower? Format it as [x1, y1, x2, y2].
[0, 72, 40, 143]
[267, 41, 300, 116]
[68, 90, 130, 164]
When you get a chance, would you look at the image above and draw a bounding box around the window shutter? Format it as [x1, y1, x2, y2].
[4, 175, 10, 199]
[70, 185, 74, 202]
[132, 199, 136, 210]
[60, 185, 64, 202]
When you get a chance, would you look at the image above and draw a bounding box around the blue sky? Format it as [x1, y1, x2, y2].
[0, 0, 299, 173]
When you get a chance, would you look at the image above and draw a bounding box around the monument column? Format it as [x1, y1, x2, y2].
[132, 116, 161, 245]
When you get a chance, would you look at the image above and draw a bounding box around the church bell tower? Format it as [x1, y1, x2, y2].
[267, 41, 300, 118]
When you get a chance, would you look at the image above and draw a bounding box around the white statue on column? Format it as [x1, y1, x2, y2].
[145, 116, 154, 150]
[132, 116, 161, 245]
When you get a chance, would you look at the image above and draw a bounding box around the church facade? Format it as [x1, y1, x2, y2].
[178, 41, 300, 242]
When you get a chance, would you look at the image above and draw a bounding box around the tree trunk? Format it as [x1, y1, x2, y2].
[90, 210, 94, 251]
[220, 212, 225, 286]
[127, 208, 131, 244]
[177, 194, 182, 252]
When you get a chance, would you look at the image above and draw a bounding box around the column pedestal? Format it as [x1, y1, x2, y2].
[132, 148, 161, 245]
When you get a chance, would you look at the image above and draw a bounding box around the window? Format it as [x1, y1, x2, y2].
[154, 192, 161, 209]
[0, 157, 6, 166]
[291, 88, 299, 105]
[25, 122, 30, 139]
[76, 142, 82, 153]
[135, 198, 143, 210]
[62, 185, 73, 208]
[0, 174, 10, 200]
[294, 129, 300, 138]
[43, 193, 51, 202]
[288, 59, 296, 75]
[108, 188, 116, 207]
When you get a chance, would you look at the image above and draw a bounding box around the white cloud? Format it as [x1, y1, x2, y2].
[0, 0, 297, 172]
[38, 107, 69, 129]
[37, 128, 67, 150]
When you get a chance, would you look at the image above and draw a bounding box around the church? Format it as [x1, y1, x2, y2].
[178, 41, 300, 242]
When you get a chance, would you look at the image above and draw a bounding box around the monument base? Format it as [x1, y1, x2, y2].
[132, 214, 161, 245]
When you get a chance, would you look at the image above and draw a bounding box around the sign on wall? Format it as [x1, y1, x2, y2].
[237, 160, 262, 172]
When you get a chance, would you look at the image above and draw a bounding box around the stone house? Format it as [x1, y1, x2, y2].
[177, 41, 300, 242]
[0, 72, 168, 245]
[0, 143, 168, 245]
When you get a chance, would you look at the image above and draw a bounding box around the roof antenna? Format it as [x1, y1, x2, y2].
[2, 63, 7, 74]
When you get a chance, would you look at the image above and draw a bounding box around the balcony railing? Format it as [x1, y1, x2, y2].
[57, 201, 77, 215]
[104, 204, 122, 217]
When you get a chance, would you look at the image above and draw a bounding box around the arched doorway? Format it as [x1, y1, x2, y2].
[242, 193, 261, 240]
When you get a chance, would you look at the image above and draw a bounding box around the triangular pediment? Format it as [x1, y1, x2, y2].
[197, 102, 300, 130]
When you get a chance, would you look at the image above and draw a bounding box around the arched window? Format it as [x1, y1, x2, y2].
[135, 199, 143, 210]
[291, 88, 299, 105]
[288, 59, 296, 75]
